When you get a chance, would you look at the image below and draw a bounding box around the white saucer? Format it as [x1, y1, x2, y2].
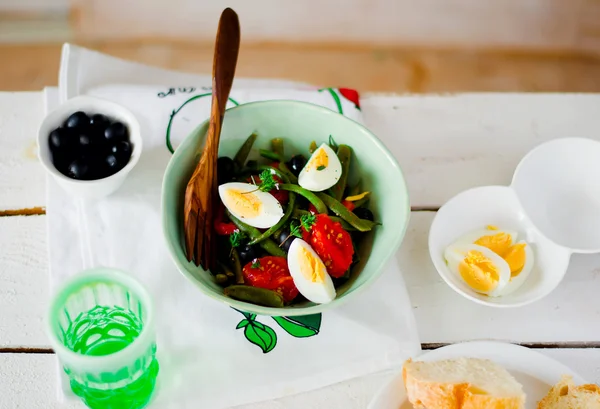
[368, 341, 587, 409]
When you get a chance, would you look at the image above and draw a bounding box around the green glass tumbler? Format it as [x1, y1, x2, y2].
[47, 267, 159, 409]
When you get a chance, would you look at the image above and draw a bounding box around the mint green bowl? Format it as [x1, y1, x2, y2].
[162, 100, 410, 316]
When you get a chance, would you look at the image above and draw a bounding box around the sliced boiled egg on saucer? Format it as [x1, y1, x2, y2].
[444, 244, 511, 297]
[298, 143, 342, 192]
[449, 226, 535, 295]
[218, 182, 284, 229]
[499, 240, 535, 296]
[287, 239, 336, 304]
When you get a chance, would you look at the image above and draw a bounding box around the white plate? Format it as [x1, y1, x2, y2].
[368, 341, 587, 409]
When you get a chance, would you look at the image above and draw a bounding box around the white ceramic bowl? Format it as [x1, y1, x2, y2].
[429, 137, 600, 308]
[429, 186, 570, 308]
[38, 96, 142, 199]
[512, 137, 600, 253]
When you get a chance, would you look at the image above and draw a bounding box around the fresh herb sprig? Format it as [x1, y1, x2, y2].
[229, 231, 246, 248]
[246, 169, 277, 194]
[300, 213, 316, 231]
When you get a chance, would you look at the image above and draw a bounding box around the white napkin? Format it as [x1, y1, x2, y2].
[46, 44, 420, 409]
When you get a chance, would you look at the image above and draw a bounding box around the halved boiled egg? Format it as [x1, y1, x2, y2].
[287, 239, 336, 304]
[451, 226, 518, 256]
[218, 182, 284, 229]
[444, 244, 511, 297]
[298, 143, 342, 192]
[449, 226, 535, 295]
[498, 240, 535, 296]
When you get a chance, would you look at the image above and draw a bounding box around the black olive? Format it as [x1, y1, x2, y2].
[104, 122, 129, 143]
[51, 151, 72, 175]
[48, 128, 71, 151]
[276, 229, 295, 252]
[287, 155, 307, 177]
[237, 244, 257, 265]
[105, 154, 119, 169]
[110, 141, 132, 163]
[78, 133, 92, 149]
[217, 156, 235, 185]
[67, 158, 90, 180]
[353, 207, 374, 221]
[89, 114, 109, 130]
[64, 111, 90, 129]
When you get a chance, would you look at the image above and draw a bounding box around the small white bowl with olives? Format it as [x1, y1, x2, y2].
[38, 96, 142, 199]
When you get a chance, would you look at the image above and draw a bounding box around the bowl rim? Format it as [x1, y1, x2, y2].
[162, 99, 411, 316]
[37, 95, 143, 185]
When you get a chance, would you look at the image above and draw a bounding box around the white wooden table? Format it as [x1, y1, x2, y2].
[1, 92, 599, 408]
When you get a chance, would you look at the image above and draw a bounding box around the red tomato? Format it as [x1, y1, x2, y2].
[342, 200, 355, 212]
[306, 214, 354, 278]
[242, 256, 299, 303]
[214, 202, 238, 235]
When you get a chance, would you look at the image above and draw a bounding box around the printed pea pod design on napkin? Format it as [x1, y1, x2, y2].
[234, 309, 322, 354]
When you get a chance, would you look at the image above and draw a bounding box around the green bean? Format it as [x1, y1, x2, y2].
[215, 273, 229, 285]
[224, 285, 284, 308]
[317, 193, 378, 232]
[331, 144, 352, 201]
[259, 149, 282, 162]
[280, 184, 327, 214]
[271, 138, 285, 157]
[348, 178, 362, 197]
[226, 210, 286, 257]
[218, 261, 235, 279]
[233, 133, 257, 169]
[278, 162, 298, 184]
[248, 192, 296, 245]
[309, 141, 317, 153]
[230, 248, 244, 284]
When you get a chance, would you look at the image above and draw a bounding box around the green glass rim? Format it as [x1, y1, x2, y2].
[46, 267, 155, 371]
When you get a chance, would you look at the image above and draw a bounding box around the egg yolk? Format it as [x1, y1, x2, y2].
[308, 147, 329, 171]
[458, 250, 500, 293]
[298, 247, 326, 283]
[503, 243, 527, 277]
[474, 232, 513, 257]
[223, 189, 262, 218]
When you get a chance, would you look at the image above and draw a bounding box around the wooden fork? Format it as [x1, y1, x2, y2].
[184, 8, 240, 270]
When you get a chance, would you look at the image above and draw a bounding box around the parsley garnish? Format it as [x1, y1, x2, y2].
[316, 165, 326, 171]
[245, 169, 276, 194]
[279, 221, 303, 248]
[229, 231, 246, 248]
[300, 213, 316, 231]
[289, 221, 303, 238]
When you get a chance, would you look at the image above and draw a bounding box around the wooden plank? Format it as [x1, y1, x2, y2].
[3, 93, 600, 211]
[0, 216, 49, 348]
[402, 213, 600, 344]
[362, 93, 600, 207]
[1, 349, 598, 408]
[3, 44, 600, 93]
[2, 212, 600, 347]
[0, 92, 46, 211]
[71, 0, 584, 53]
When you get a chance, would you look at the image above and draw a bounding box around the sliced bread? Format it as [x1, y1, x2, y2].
[537, 375, 600, 409]
[403, 357, 525, 409]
